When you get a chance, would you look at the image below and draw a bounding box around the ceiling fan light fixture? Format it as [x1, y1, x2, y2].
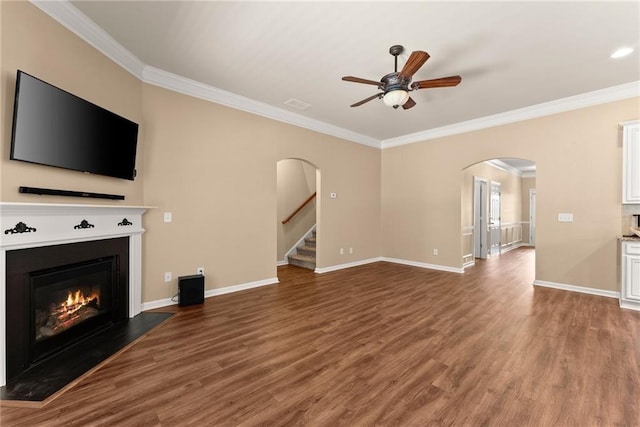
[383, 89, 409, 108]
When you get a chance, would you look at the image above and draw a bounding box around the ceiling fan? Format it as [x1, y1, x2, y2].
[342, 45, 462, 110]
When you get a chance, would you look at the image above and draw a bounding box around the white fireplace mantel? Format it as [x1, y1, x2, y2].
[0, 202, 152, 386]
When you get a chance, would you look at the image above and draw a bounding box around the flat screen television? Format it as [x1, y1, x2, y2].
[10, 70, 139, 181]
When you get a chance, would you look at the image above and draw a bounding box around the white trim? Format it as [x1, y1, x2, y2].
[500, 242, 525, 254]
[382, 81, 640, 148]
[620, 299, 640, 311]
[30, 0, 145, 79]
[31, 1, 639, 150]
[485, 159, 523, 177]
[314, 257, 382, 274]
[142, 66, 380, 149]
[276, 260, 288, 266]
[463, 260, 475, 269]
[141, 277, 279, 311]
[532, 280, 619, 299]
[380, 257, 465, 274]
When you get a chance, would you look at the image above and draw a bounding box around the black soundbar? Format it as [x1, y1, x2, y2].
[19, 186, 125, 200]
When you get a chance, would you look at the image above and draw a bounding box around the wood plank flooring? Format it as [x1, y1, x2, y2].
[1, 247, 639, 426]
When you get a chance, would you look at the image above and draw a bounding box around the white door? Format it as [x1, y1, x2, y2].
[529, 188, 536, 246]
[473, 178, 488, 259]
[489, 182, 501, 255]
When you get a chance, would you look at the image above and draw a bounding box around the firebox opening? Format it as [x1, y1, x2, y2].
[30, 257, 118, 364]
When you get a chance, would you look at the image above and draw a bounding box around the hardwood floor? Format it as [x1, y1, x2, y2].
[2, 247, 639, 426]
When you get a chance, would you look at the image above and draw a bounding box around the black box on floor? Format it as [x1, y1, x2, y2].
[178, 274, 204, 306]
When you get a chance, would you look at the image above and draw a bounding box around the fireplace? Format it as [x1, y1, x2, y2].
[0, 202, 149, 387]
[5, 237, 129, 381]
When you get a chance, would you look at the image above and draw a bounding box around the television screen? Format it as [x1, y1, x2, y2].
[10, 70, 139, 180]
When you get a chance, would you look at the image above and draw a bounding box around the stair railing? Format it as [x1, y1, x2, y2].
[282, 192, 317, 224]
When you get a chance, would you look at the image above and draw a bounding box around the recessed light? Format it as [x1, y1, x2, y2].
[611, 47, 633, 59]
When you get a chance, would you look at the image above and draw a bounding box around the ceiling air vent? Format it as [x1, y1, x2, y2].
[284, 98, 311, 110]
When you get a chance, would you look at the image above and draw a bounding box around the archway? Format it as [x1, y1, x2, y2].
[276, 158, 319, 271]
[461, 158, 536, 268]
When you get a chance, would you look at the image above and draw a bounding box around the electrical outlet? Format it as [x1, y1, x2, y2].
[558, 213, 574, 222]
[163, 212, 172, 223]
[339, 248, 344, 255]
[433, 248, 439, 256]
[164, 272, 172, 282]
[197, 267, 205, 275]
[349, 247, 353, 254]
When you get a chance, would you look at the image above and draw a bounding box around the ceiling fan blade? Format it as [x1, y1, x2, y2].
[412, 75, 462, 90]
[350, 93, 382, 107]
[342, 76, 381, 86]
[402, 97, 416, 110]
[398, 51, 430, 79]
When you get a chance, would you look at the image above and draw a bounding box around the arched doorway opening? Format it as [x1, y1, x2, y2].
[461, 158, 536, 268]
[276, 158, 319, 272]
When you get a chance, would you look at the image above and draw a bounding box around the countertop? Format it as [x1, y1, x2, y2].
[620, 235, 640, 241]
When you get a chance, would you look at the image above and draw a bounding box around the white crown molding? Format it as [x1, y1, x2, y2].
[485, 159, 523, 176]
[31, 1, 638, 151]
[382, 81, 640, 149]
[30, 0, 145, 79]
[142, 66, 380, 149]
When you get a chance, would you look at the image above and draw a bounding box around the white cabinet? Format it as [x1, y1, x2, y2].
[620, 240, 640, 310]
[622, 120, 640, 204]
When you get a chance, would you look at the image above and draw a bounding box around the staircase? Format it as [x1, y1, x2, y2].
[287, 230, 316, 270]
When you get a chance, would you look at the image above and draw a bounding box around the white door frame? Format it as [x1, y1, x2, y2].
[529, 188, 536, 246]
[489, 181, 502, 255]
[473, 177, 488, 259]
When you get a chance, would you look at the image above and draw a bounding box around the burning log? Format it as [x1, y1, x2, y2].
[35, 290, 101, 340]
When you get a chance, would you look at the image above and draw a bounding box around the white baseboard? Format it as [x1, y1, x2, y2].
[620, 299, 640, 311]
[532, 280, 619, 299]
[315, 257, 465, 274]
[500, 242, 525, 254]
[141, 277, 279, 311]
[463, 260, 475, 269]
[276, 260, 288, 266]
[315, 257, 382, 274]
[380, 257, 465, 274]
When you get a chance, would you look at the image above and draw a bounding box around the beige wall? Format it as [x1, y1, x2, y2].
[1, 1, 143, 204]
[141, 84, 381, 302]
[277, 159, 316, 261]
[382, 98, 640, 291]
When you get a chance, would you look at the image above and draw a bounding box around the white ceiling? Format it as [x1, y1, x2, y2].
[59, 1, 640, 145]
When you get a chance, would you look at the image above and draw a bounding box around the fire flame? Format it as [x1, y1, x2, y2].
[61, 289, 100, 315]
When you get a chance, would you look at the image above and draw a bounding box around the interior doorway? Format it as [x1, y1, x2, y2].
[463, 158, 536, 266]
[473, 177, 488, 259]
[489, 181, 502, 255]
[276, 158, 319, 271]
[529, 188, 536, 246]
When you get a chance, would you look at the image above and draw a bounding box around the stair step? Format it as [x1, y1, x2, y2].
[296, 245, 316, 257]
[288, 253, 316, 270]
[304, 236, 316, 247]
